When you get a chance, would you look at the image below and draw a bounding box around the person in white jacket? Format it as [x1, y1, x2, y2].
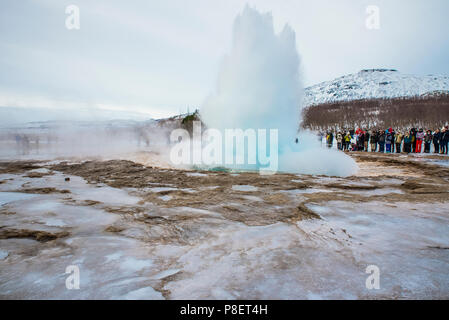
[336, 132, 343, 150]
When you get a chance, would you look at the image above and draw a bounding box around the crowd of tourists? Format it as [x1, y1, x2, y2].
[324, 126, 449, 154]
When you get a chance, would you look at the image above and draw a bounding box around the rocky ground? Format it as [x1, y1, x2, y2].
[0, 152, 448, 299]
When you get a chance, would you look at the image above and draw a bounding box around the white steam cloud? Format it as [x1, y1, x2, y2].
[200, 6, 358, 177]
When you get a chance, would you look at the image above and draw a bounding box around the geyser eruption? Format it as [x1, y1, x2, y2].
[200, 6, 357, 176]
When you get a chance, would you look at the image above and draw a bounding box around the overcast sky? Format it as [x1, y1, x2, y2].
[1, 0, 448, 120]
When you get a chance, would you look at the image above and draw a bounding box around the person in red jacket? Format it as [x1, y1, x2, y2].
[416, 128, 425, 153]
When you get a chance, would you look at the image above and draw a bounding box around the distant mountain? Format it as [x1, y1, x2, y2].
[303, 69, 449, 107]
[0, 106, 157, 129]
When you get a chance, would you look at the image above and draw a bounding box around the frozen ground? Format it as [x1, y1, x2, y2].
[0, 152, 448, 299]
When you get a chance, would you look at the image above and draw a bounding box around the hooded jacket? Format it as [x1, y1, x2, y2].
[386, 132, 393, 144]
[403, 135, 412, 144]
[364, 132, 370, 142]
[344, 133, 352, 142]
[433, 132, 441, 144]
[337, 133, 343, 143]
[442, 130, 449, 143]
[395, 133, 403, 144]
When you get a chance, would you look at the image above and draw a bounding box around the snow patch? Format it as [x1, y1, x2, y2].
[121, 287, 164, 300]
[232, 185, 258, 192]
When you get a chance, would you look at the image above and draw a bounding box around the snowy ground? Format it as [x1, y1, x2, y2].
[0, 152, 448, 299]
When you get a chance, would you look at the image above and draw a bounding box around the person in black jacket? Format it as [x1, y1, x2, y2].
[411, 128, 417, 153]
[363, 130, 370, 152]
[378, 131, 385, 152]
[424, 130, 432, 153]
[385, 130, 393, 153]
[441, 127, 449, 155]
[357, 132, 365, 151]
[433, 129, 441, 154]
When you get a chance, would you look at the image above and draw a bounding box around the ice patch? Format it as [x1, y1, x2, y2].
[0, 250, 9, 260]
[0, 192, 39, 206]
[351, 188, 404, 196]
[121, 287, 164, 300]
[28, 168, 50, 174]
[180, 188, 197, 193]
[151, 268, 181, 280]
[43, 218, 66, 227]
[201, 186, 220, 191]
[211, 288, 236, 299]
[307, 292, 324, 300]
[148, 187, 178, 193]
[305, 204, 332, 215]
[120, 257, 153, 272]
[186, 172, 208, 177]
[105, 252, 123, 263]
[240, 195, 263, 202]
[283, 188, 332, 195]
[232, 185, 258, 192]
[159, 195, 172, 201]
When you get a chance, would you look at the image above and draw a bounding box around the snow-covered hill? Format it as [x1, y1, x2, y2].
[303, 69, 449, 107]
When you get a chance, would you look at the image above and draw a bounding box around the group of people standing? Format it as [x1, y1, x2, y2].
[325, 126, 449, 154]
